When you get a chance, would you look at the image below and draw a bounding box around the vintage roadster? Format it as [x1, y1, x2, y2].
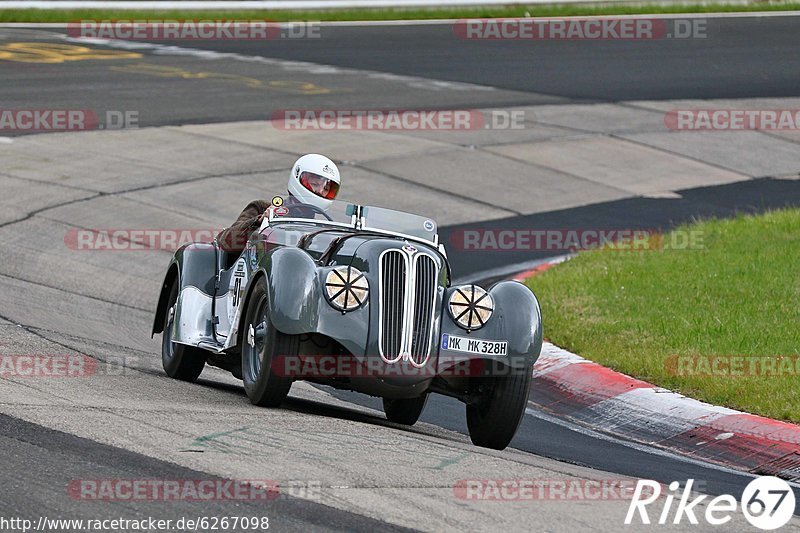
[152, 199, 542, 450]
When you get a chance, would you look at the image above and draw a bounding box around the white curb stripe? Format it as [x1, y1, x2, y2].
[584, 387, 739, 441]
[533, 342, 800, 444]
[533, 341, 589, 376]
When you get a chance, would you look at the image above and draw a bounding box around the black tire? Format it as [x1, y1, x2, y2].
[241, 278, 295, 407]
[383, 395, 428, 425]
[466, 366, 532, 450]
[161, 280, 206, 382]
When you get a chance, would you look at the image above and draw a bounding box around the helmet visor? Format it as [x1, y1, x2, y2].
[299, 171, 339, 200]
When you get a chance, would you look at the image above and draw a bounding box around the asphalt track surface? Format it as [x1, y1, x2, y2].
[0, 15, 799, 128]
[1, 15, 800, 531]
[142, 16, 800, 101]
[0, 414, 411, 532]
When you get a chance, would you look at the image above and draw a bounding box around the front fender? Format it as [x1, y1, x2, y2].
[488, 280, 543, 361]
[437, 281, 542, 372]
[232, 246, 370, 358]
[265, 247, 321, 333]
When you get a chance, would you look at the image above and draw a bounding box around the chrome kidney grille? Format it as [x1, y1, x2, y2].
[378, 249, 438, 367]
[410, 255, 437, 364]
[379, 250, 406, 362]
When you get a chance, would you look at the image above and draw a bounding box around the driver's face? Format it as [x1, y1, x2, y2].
[300, 171, 339, 200]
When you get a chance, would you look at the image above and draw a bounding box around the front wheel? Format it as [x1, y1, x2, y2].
[241, 278, 295, 407]
[383, 395, 428, 425]
[161, 280, 206, 382]
[466, 366, 532, 450]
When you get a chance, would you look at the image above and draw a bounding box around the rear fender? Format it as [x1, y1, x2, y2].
[152, 263, 178, 337]
[151, 243, 218, 338]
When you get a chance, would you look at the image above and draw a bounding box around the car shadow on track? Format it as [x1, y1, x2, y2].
[192, 376, 443, 440]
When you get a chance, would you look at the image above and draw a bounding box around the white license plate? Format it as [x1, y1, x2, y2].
[441, 334, 507, 356]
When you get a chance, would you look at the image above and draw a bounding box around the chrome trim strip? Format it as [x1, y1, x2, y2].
[400, 249, 415, 359]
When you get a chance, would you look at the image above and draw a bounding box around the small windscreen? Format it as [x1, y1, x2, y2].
[361, 206, 437, 243]
[267, 198, 438, 244]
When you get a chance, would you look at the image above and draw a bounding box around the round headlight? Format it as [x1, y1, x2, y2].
[325, 266, 368, 312]
[448, 285, 493, 330]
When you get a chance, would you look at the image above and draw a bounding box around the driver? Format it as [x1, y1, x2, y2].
[217, 153, 341, 253]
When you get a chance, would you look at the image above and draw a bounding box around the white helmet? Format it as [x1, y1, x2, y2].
[287, 154, 341, 211]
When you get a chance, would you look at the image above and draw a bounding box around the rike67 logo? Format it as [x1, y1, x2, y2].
[625, 477, 796, 530]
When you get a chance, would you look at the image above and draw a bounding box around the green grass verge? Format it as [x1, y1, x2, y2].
[526, 208, 800, 422]
[1, 2, 800, 23]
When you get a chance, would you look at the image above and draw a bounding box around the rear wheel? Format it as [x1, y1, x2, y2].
[383, 395, 428, 425]
[161, 280, 206, 382]
[241, 278, 295, 407]
[466, 366, 531, 450]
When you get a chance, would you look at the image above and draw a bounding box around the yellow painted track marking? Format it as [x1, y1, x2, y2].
[0, 43, 141, 64]
[110, 63, 334, 94]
